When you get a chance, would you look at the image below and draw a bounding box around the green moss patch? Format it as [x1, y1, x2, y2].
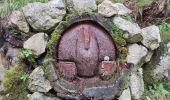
[5, 28, 30, 41]
[111, 24, 127, 61]
[2, 64, 29, 100]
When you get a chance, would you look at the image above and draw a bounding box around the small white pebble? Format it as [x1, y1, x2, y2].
[104, 56, 110, 61]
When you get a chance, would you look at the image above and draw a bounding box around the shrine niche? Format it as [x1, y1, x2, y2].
[57, 21, 117, 79]
[48, 14, 132, 99]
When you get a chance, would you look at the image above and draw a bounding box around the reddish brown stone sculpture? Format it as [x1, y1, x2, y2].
[57, 22, 117, 79]
[51, 17, 132, 99]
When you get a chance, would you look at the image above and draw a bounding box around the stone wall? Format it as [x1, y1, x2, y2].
[0, 0, 169, 100]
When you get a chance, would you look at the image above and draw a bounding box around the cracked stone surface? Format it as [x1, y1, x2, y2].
[23, 0, 66, 31]
[119, 88, 131, 100]
[130, 68, 144, 100]
[141, 25, 161, 50]
[98, 0, 131, 17]
[127, 44, 148, 66]
[67, 0, 97, 12]
[28, 67, 52, 92]
[24, 33, 48, 56]
[8, 10, 29, 33]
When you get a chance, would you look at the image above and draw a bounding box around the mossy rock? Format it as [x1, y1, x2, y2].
[2, 63, 29, 100]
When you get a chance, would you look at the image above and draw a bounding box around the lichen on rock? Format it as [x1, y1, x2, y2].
[28, 67, 52, 93]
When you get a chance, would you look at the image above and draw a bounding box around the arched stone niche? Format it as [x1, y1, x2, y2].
[47, 13, 132, 99]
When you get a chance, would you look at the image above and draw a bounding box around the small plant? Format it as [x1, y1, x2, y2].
[159, 23, 170, 34]
[19, 49, 36, 67]
[22, 49, 33, 58]
[20, 73, 29, 83]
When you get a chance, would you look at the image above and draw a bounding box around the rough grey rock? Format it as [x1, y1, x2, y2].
[145, 51, 154, 63]
[141, 25, 161, 50]
[24, 33, 48, 56]
[8, 10, 29, 33]
[98, 0, 116, 17]
[23, 0, 66, 31]
[67, 0, 97, 12]
[127, 44, 148, 66]
[83, 86, 114, 97]
[83, 86, 117, 99]
[154, 47, 170, 80]
[113, 3, 132, 15]
[98, 0, 131, 17]
[43, 58, 58, 82]
[130, 68, 144, 100]
[28, 67, 52, 92]
[28, 92, 60, 100]
[118, 88, 131, 100]
[113, 17, 142, 43]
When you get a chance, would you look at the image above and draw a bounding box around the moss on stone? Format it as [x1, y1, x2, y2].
[111, 24, 126, 46]
[143, 23, 170, 84]
[6, 28, 30, 41]
[122, 14, 133, 22]
[2, 64, 29, 100]
[42, 57, 58, 82]
[121, 71, 131, 89]
[48, 28, 61, 50]
[96, 0, 104, 4]
[111, 24, 127, 61]
[19, 49, 37, 67]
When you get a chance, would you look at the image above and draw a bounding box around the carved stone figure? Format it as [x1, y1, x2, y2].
[57, 22, 117, 80]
